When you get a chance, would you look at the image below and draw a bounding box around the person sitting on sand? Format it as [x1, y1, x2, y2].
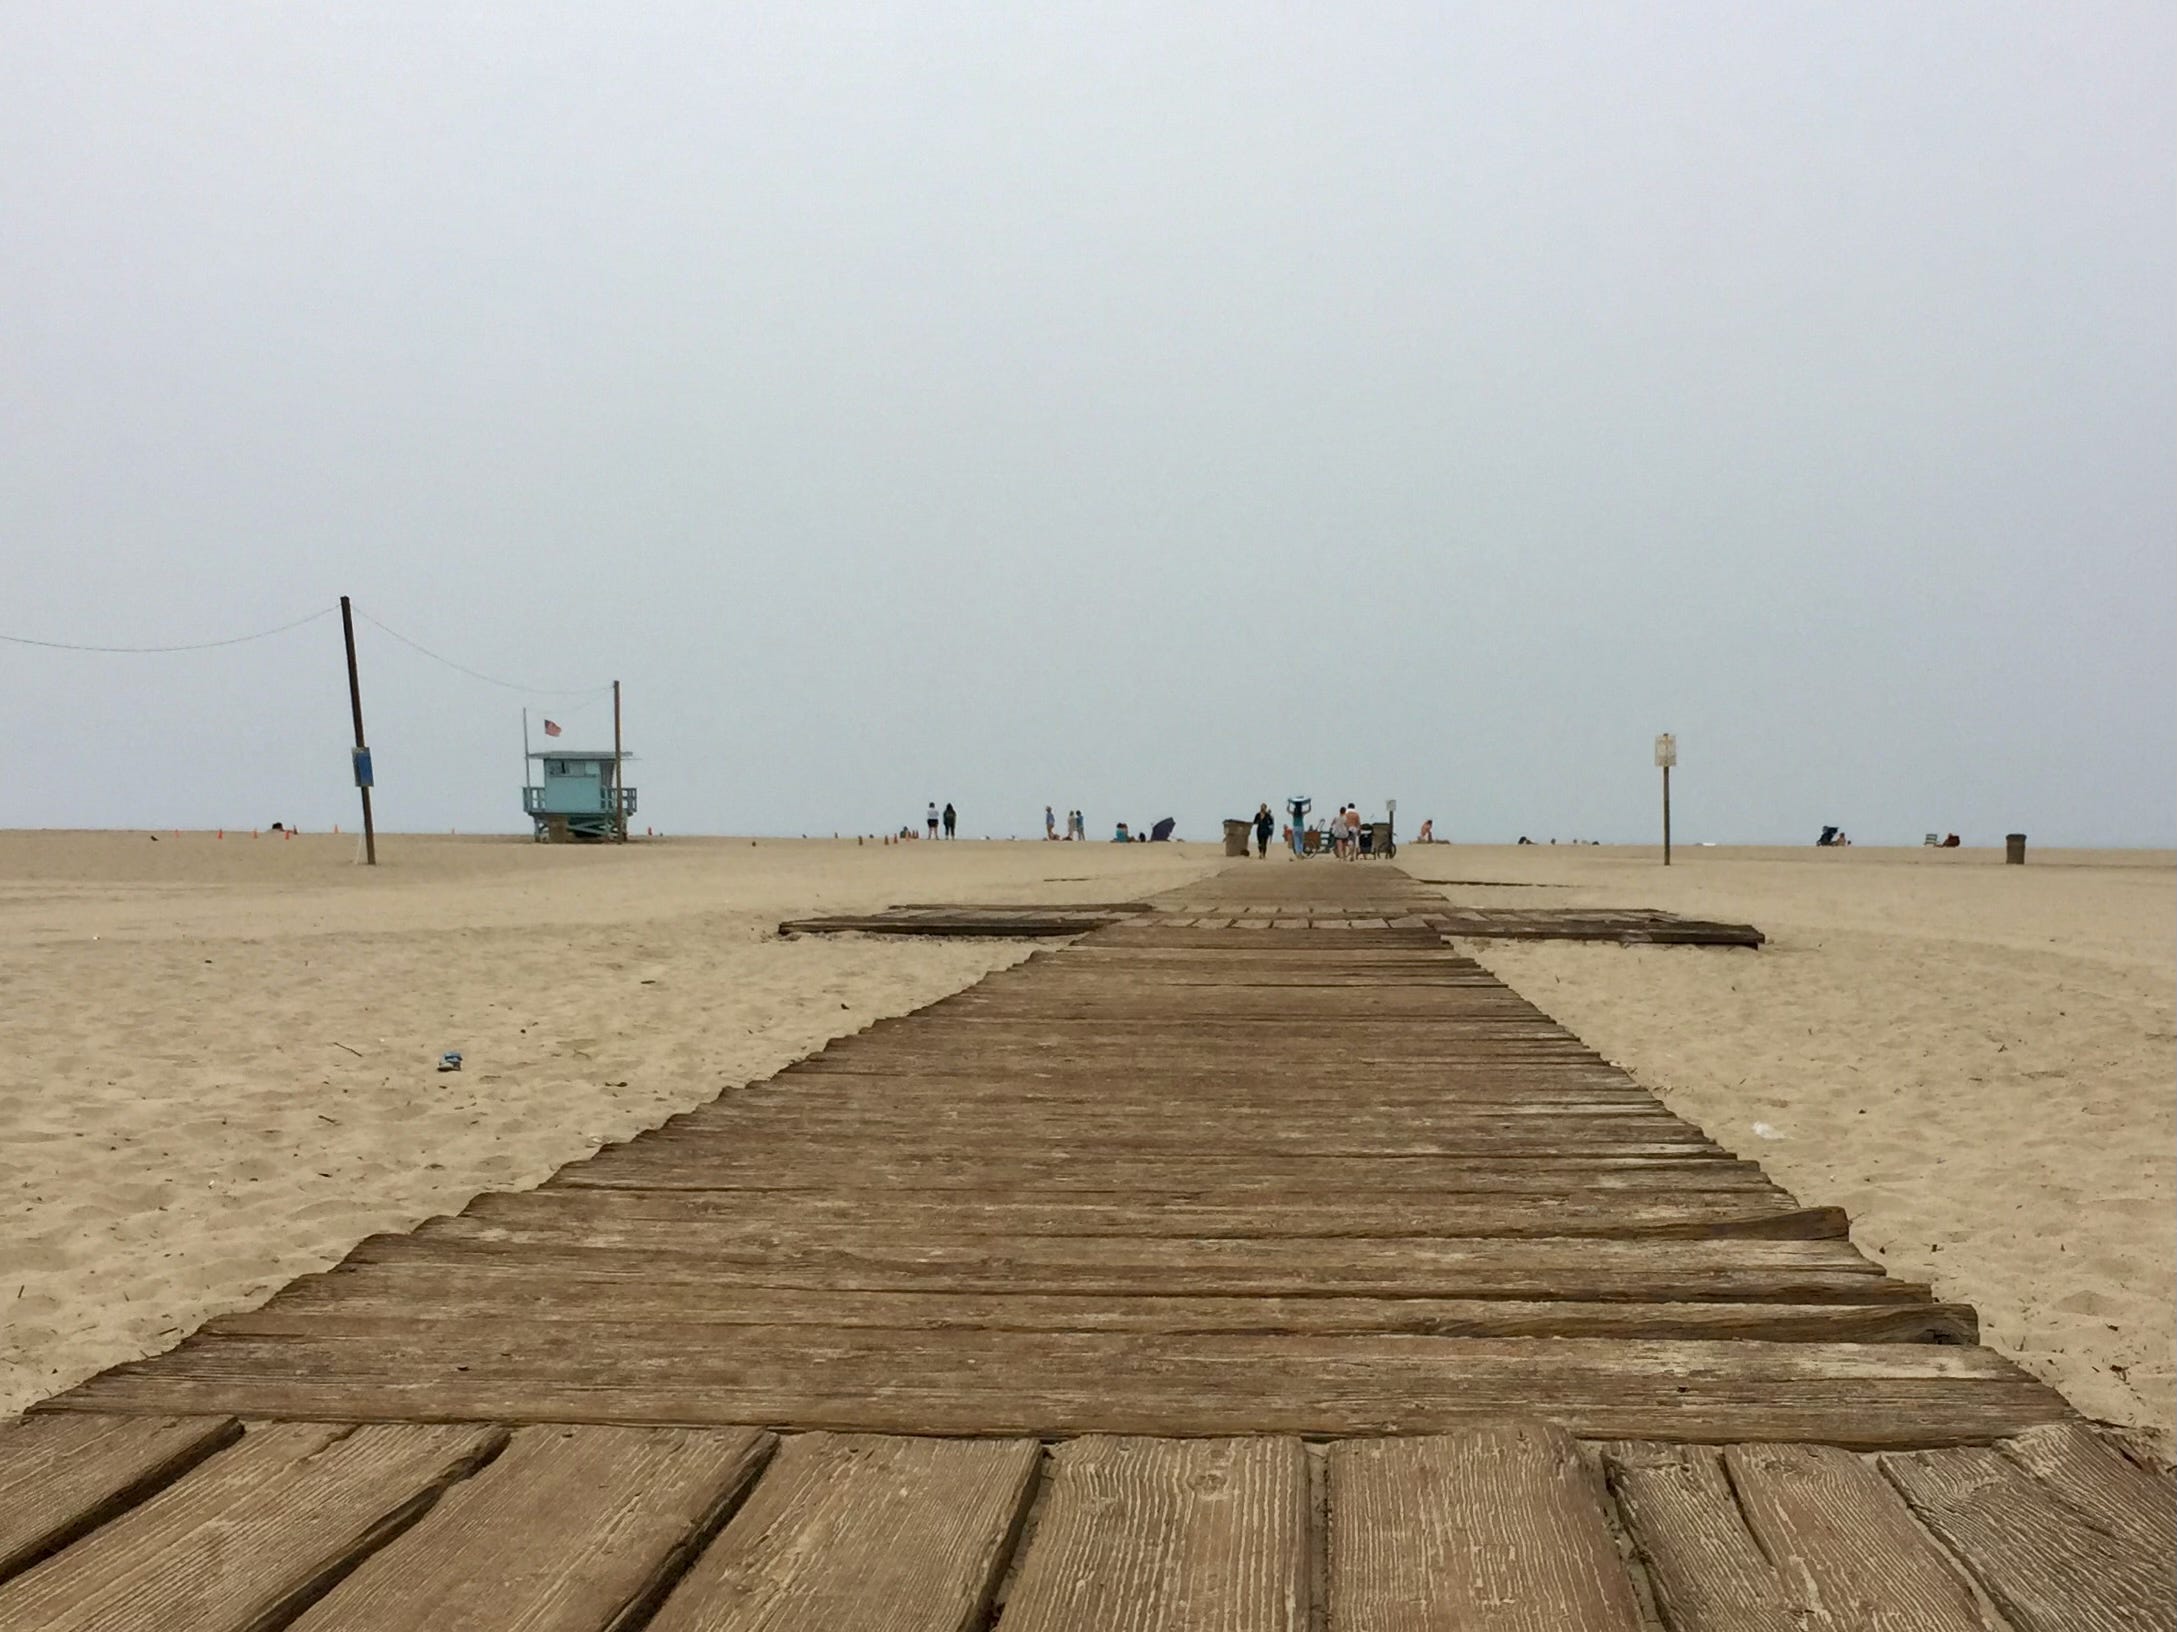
[1415, 818, 1433, 843]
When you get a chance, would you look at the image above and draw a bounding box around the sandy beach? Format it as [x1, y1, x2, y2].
[0, 831, 1226, 1417]
[1402, 843, 2176, 1446]
[3, 831, 2171, 1452]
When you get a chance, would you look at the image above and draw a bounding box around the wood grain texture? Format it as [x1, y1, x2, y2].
[1721, 1443, 2000, 1630]
[0, 1412, 239, 1586]
[1328, 1423, 1644, 1630]
[212, 1290, 1981, 1345]
[997, 1437, 1309, 1632]
[645, 1433, 1039, 1632]
[287, 1425, 774, 1632]
[1605, 1442, 1834, 1632]
[452, 1189, 1845, 1241]
[0, 1420, 504, 1632]
[1881, 1440, 2175, 1632]
[1995, 1422, 2177, 1557]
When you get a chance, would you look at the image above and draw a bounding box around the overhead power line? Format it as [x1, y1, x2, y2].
[351, 606, 612, 697]
[0, 605, 336, 653]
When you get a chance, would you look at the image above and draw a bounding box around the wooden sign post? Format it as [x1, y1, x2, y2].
[1654, 733, 1676, 866]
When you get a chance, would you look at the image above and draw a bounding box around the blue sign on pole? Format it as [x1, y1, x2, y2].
[351, 746, 374, 789]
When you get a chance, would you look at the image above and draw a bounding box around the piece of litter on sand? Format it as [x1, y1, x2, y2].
[438, 1051, 463, 1072]
[1750, 1121, 1784, 1140]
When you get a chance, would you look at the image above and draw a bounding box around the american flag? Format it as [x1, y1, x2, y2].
[542, 719, 563, 737]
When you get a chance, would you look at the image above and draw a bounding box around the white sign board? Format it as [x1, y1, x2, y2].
[1654, 733, 1677, 769]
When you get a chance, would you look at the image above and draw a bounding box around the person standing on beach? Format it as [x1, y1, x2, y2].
[1344, 802, 1363, 860]
[926, 802, 939, 840]
[1253, 802, 1274, 858]
[942, 802, 957, 839]
[1045, 805, 1057, 840]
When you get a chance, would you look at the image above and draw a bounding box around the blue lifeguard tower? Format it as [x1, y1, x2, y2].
[523, 748, 636, 842]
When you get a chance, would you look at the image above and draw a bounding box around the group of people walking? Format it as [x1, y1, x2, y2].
[1044, 806, 1088, 840]
[1250, 798, 1383, 859]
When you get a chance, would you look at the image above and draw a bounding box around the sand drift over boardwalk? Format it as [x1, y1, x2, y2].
[0, 832, 1227, 1417]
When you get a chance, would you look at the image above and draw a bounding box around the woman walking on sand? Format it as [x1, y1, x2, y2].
[1253, 803, 1274, 858]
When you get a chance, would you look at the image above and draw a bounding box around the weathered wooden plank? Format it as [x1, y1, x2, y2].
[997, 1437, 1310, 1631]
[1328, 1423, 1644, 1629]
[1881, 1439, 2175, 1632]
[455, 1189, 1849, 1241]
[1722, 1443, 1997, 1630]
[1995, 1421, 2177, 1556]
[45, 1336, 2066, 1446]
[604, 1132, 1714, 1160]
[214, 1280, 1979, 1341]
[645, 1433, 1039, 1631]
[552, 1114, 1713, 1146]
[0, 1421, 505, 1632]
[1605, 1442, 1820, 1631]
[343, 1230, 1908, 1302]
[0, 1413, 241, 1586]
[287, 1426, 773, 1631]
[779, 915, 1110, 936]
[561, 1153, 1782, 1194]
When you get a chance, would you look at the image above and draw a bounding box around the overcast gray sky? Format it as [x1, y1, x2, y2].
[4, 3, 2171, 844]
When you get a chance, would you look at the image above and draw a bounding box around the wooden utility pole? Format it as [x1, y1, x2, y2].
[339, 595, 377, 866]
[612, 679, 625, 842]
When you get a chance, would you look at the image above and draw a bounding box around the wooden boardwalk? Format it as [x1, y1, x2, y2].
[7, 863, 2168, 1628]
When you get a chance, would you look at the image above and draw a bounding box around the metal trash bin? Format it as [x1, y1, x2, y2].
[1370, 821, 1394, 860]
[2006, 832, 2027, 865]
[1222, 819, 1250, 858]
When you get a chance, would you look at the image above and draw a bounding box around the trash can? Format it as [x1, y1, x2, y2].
[1370, 821, 1394, 860]
[2006, 833, 2027, 865]
[1222, 819, 1251, 858]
